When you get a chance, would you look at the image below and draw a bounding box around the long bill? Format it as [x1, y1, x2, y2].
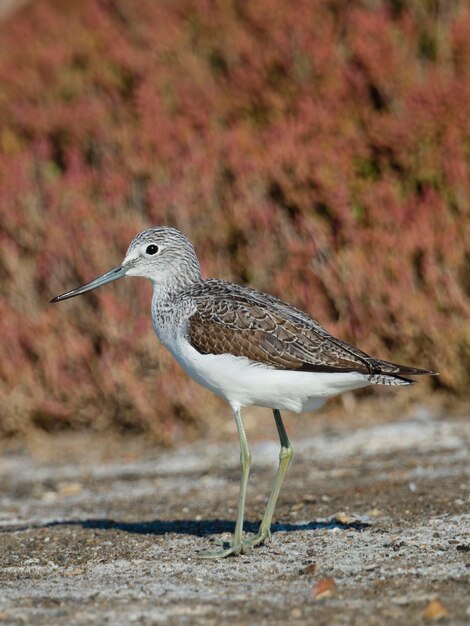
[50, 266, 127, 303]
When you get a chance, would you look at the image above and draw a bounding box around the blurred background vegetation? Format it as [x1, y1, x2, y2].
[0, 0, 469, 443]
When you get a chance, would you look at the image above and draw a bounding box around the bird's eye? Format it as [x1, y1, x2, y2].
[145, 244, 159, 255]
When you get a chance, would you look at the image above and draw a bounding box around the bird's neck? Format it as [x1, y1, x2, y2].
[150, 275, 199, 347]
[151, 272, 200, 305]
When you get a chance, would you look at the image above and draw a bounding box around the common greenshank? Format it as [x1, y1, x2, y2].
[51, 227, 436, 558]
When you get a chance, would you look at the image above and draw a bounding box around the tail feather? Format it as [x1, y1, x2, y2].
[368, 373, 415, 386]
[369, 360, 438, 386]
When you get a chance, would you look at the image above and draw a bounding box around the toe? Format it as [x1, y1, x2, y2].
[196, 544, 242, 559]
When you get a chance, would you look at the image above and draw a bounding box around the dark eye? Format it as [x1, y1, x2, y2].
[146, 244, 159, 255]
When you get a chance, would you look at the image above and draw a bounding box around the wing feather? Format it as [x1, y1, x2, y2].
[183, 280, 436, 378]
[186, 282, 365, 373]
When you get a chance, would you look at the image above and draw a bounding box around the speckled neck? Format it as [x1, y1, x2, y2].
[151, 270, 201, 305]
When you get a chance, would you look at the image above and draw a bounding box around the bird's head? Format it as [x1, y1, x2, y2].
[50, 227, 201, 303]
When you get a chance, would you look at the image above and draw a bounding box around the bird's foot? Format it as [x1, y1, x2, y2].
[197, 543, 243, 559]
[197, 528, 271, 559]
[239, 527, 271, 551]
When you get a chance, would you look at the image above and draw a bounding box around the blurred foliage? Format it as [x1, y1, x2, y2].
[0, 0, 469, 441]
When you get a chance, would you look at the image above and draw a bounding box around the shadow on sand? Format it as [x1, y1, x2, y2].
[0, 516, 370, 536]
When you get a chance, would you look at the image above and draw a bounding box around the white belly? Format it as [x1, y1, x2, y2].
[165, 335, 371, 413]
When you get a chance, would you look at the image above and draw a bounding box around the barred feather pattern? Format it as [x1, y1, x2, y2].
[176, 279, 435, 384]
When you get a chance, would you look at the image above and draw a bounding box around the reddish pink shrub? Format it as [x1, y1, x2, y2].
[0, 0, 469, 440]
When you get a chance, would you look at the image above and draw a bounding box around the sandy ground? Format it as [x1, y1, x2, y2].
[0, 407, 469, 625]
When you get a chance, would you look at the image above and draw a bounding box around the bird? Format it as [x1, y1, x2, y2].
[51, 226, 437, 558]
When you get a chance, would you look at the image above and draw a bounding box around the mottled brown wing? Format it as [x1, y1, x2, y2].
[183, 280, 436, 378]
[187, 297, 372, 374]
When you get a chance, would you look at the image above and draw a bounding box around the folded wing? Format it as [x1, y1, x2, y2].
[185, 280, 436, 381]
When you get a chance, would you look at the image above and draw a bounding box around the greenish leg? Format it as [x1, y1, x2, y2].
[198, 406, 251, 559]
[242, 409, 293, 550]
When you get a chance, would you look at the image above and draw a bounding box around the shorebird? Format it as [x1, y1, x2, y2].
[51, 227, 436, 558]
